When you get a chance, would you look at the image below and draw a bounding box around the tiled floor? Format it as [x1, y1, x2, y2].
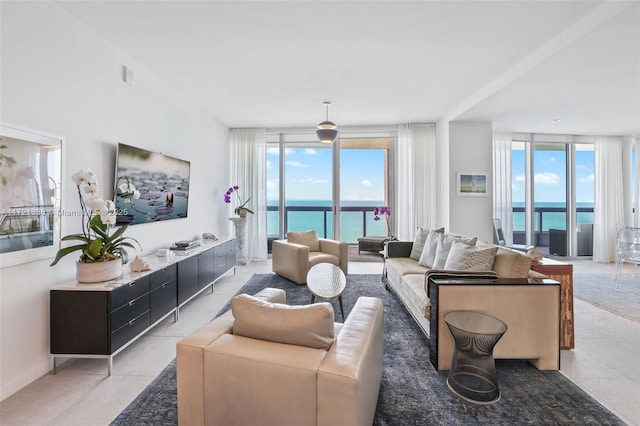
[0, 258, 638, 425]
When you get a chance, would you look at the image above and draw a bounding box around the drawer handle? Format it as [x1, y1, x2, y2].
[129, 300, 136, 306]
[129, 282, 136, 287]
[162, 283, 168, 288]
[129, 319, 136, 326]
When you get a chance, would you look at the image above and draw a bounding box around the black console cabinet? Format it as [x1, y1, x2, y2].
[177, 255, 198, 305]
[50, 238, 236, 375]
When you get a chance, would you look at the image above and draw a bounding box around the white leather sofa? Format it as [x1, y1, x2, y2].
[176, 287, 384, 426]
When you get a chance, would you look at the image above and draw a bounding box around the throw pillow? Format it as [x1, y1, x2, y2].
[443, 240, 498, 271]
[492, 247, 533, 278]
[418, 230, 441, 268]
[287, 230, 320, 252]
[410, 227, 444, 260]
[231, 294, 335, 350]
[431, 234, 477, 269]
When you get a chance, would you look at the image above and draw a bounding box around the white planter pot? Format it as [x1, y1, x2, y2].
[76, 259, 123, 283]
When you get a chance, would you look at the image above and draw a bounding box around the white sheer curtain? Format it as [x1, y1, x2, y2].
[635, 138, 640, 227]
[593, 136, 625, 263]
[396, 123, 436, 241]
[492, 132, 513, 245]
[230, 128, 267, 260]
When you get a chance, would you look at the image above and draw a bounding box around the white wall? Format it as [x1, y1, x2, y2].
[0, 2, 230, 400]
[448, 121, 494, 241]
[434, 119, 450, 229]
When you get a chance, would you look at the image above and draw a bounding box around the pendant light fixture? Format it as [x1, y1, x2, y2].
[316, 101, 338, 143]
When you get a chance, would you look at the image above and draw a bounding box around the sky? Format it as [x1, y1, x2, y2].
[268, 144, 635, 205]
[512, 147, 596, 204]
[266, 146, 385, 202]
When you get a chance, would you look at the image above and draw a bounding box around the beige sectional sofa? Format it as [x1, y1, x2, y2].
[176, 287, 384, 426]
[383, 232, 561, 371]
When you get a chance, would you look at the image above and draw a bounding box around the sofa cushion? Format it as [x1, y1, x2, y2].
[410, 227, 444, 260]
[385, 257, 429, 276]
[231, 294, 335, 349]
[309, 252, 339, 268]
[402, 274, 430, 318]
[287, 230, 320, 252]
[444, 241, 498, 271]
[418, 230, 442, 267]
[432, 234, 478, 269]
[492, 247, 533, 278]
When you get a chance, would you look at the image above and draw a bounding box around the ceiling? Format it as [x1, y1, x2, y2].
[57, 1, 640, 136]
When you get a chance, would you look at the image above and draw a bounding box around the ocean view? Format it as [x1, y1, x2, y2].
[268, 200, 595, 244]
[512, 201, 594, 232]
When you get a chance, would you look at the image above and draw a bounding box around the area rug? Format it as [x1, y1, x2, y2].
[112, 274, 624, 425]
[574, 273, 640, 322]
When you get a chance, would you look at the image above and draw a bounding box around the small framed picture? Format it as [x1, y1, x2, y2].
[457, 172, 488, 196]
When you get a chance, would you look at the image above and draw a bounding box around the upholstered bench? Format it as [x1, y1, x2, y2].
[357, 236, 388, 254]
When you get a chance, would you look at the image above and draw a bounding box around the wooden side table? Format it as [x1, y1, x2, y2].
[531, 258, 574, 349]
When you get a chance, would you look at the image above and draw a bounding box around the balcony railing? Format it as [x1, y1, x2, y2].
[267, 205, 385, 247]
[511, 206, 594, 248]
[267, 204, 596, 251]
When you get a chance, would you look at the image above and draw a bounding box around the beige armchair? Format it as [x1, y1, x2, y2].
[176, 288, 384, 426]
[272, 230, 348, 284]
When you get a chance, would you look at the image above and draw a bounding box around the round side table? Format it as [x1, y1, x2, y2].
[307, 263, 346, 320]
[444, 311, 507, 405]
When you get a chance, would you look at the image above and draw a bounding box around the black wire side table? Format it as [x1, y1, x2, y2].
[444, 311, 508, 405]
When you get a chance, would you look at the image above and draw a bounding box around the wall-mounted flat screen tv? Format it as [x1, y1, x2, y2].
[114, 143, 190, 225]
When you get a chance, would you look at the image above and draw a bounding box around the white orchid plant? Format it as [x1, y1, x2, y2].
[50, 169, 141, 266]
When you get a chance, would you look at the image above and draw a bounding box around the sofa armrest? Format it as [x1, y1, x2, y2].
[176, 288, 286, 426]
[424, 270, 499, 297]
[317, 297, 384, 426]
[319, 238, 349, 275]
[428, 277, 560, 371]
[386, 240, 413, 258]
[272, 240, 310, 284]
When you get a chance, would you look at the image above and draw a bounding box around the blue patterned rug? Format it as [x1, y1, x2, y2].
[112, 274, 624, 425]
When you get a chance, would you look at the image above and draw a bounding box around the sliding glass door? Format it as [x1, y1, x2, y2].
[339, 138, 390, 244]
[266, 132, 393, 249]
[511, 135, 594, 257]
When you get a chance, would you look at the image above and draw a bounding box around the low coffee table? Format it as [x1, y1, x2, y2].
[307, 263, 346, 320]
[444, 311, 507, 405]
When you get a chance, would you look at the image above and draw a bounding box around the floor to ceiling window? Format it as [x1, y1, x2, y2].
[339, 138, 390, 243]
[266, 131, 394, 249]
[511, 134, 595, 257]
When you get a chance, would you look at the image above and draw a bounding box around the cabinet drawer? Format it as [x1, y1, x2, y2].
[111, 293, 150, 332]
[150, 278, 177, 323]
[178, 256, 199, 305]
[111, 276, 150, 309]
[150, 264, 177, 290]
[111, 311, 150, 353]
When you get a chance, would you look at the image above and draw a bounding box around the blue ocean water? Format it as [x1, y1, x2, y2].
[512, 202, 594, 231]
[268, 200, 387, 244]
[268, 200, 595, 243]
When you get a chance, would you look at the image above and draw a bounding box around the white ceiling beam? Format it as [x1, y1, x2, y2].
[442, 1, 634, 124]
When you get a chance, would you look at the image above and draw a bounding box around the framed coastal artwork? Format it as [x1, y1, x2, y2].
[0, 123, 62, 267]
[457, 172, 488, 196]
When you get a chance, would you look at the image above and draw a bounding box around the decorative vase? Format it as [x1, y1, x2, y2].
[239, 209, 248, 218]
[76, 259, 123, 283]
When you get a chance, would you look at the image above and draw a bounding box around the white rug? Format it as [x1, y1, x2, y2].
[573, 273, 640, 322]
